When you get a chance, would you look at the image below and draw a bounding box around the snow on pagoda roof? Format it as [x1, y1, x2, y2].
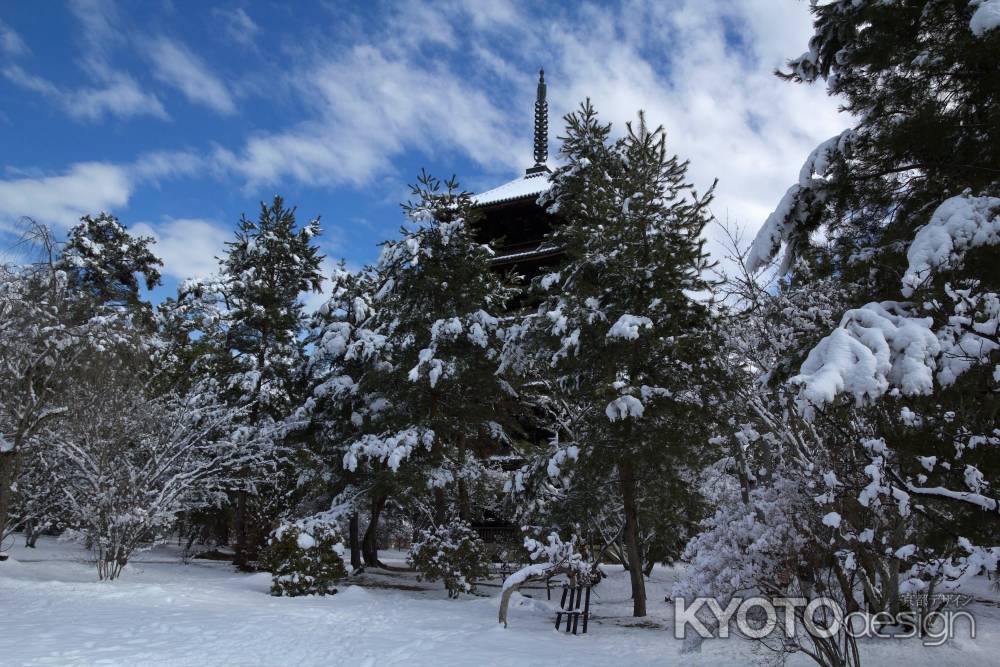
[472, 172, 552, 207]
[491, 242, 563, 266]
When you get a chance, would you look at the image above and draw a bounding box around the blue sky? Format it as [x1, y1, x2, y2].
[0, 0, 844, 305]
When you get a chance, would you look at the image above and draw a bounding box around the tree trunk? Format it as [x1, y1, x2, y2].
[458, 480, 471, 522]
[619, 459, 647, 617]
[498, 562, 573, 627]
[457, 438, 471, 522]
[233, 489, 248, 568]
[363, 493, 387, 567]
[24, 519, 41, 548]
[349, 512, 362, 570]
[0, 449, 18, 546]
[433, 487, 447, 526]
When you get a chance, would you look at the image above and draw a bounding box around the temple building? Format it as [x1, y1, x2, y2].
[465, 72, 564, 548]
[471, 70, 562, 284]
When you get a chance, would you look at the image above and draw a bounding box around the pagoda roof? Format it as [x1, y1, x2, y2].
[472, 172, 552, 207]
[491, 242, 563, 266]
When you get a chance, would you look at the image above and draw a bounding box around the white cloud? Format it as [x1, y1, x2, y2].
[0, 150, 206, 234]
[218, 44, 523, 188]
[67, 0, 119, 51]
[215, 0, 845, 275]
[131, 149, 208, 182]
[392, 0, 844, 271]
[533, 0, 846, 266]
[131, 218, 229, 280]
[148, 38, 236, 115]
[214, 8, 259, 47]
[0, 162, 132, 230]
[0, 19, 28, 56]
[4, 0, 167, 122]
[2, 64, 168, 121]
[2, 0, 847, 282]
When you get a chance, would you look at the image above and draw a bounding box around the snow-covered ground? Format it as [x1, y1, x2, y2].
[1, 536, 997, 666]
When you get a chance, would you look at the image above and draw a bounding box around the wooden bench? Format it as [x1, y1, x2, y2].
[554, 583, 591, 634]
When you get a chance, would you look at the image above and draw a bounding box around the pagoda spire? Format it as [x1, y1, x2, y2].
[526, 68, 549, 176]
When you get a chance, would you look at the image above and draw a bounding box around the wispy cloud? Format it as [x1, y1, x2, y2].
[1, 0, 847, 280]
[148, 37, 236, 115]
[223, 0, 843, 275]
[0, 162, 132, 230]
[0, 19, 28, 56]
[67, 0, 120, 51]
[214, 7, 259, 47]
[0, 148, 206, 233]
[213, 0, 844, 234]
[4, 0, 167, 122]
[2, 64, 168, 121]
[131, 150, 209, 182]
[216, 42, 523, 188]
[532, 0, 846, 257]
[132, 218, 230, 280]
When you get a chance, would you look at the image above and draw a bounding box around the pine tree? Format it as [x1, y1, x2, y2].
[293, 264, 390, 568]
[744, 0, 1000, 618]
[334, 172, 515, 564]
[514, 102, 723, 617]
[56, 212, 162, 323]
[165, 196, 324, 569]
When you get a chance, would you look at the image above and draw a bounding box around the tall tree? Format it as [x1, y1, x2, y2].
[166, 196, 324, 568]
[292, 264, 390, 567]
[0, 221, 142, 551]
[512, 102, 722, 617]
[336, 173, 515, 564]
[56, 212, 162, 323]
[744, 0, 1000, 588]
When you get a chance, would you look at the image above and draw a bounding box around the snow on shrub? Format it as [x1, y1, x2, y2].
[503, 531, 594, 593]
[407, 519, 489, 598]
[263, 520, 347, 597]
[498, 532, 594, 627]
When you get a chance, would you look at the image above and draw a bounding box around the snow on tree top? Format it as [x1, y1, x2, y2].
[472, 173, 551, 207]
[901, 193, 1000, 297]
[970, 0, 1000, 37]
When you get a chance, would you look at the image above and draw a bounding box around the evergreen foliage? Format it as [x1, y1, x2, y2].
[508, 102, 723, 617]
[160, 196, 325, 569]
[680, 3, 1000, 663]
[338, 172, 515, 528]
[264, 520, 348, 597]
[746, 0, 1000, 572]
[408, 519, 489, 598]
[56, 212, 162, 323]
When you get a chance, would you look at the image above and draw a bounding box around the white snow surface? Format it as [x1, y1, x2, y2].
[605, 394, 645, 421]
[792, 301, 940, 414]
[606, 314, 653, 340]
[2, 537, 999, 666]
[902, 193, 1000, 297]
[472, 173, 551, 207]
[970, 0, 1000, 36]
[745, 129, 852, 273]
